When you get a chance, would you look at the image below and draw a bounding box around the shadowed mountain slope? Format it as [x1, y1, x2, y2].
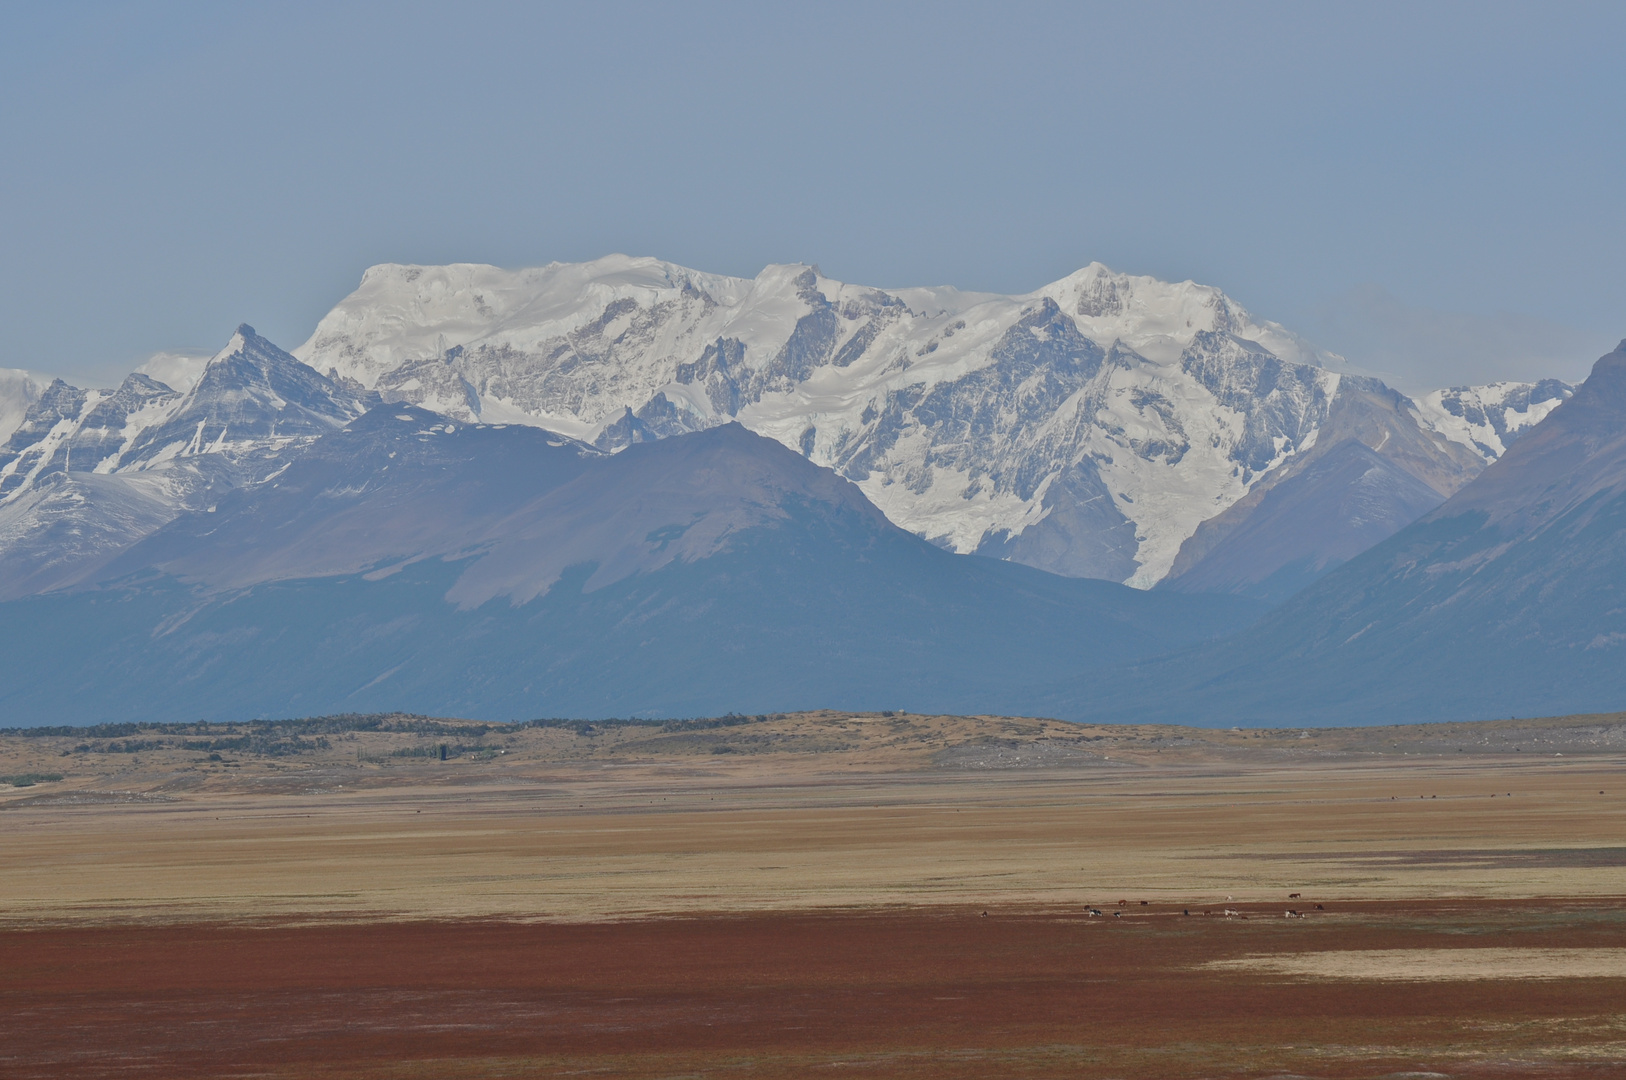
[0, 411, 1264, 724]
[1157, 439, 1447, 604]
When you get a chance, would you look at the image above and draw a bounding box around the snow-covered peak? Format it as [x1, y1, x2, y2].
[302, 257, 755, 388]
[214, 325, 254, 361]
[120, 324, 372, 472]
[0, 256, 1578, 601]
[296, 257, 1336, 392]
[0, 325, 382, 599]
[1034, 263, 1334, 368]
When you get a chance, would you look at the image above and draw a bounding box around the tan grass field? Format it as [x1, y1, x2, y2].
[2, 710, 1622, 922]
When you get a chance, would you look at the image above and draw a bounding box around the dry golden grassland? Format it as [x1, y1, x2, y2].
[1, 709, 1622, 922]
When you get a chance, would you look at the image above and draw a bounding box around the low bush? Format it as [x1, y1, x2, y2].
[3, 773, 63, 787]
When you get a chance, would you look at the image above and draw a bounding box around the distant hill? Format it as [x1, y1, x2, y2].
[0, 410, 1263, 724]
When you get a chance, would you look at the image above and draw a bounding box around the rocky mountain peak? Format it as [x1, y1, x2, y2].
[121, 325, 375, 472]
[0, 326, 385, 601]
[1578, 339, 1626, 406]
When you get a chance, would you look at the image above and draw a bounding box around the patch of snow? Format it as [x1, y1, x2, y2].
[1415, 380, 1574, 462]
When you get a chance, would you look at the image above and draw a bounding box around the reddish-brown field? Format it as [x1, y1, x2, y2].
[3, 901, 1624, 1079]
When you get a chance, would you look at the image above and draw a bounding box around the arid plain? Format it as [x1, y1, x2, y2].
[2, 710, 1623, 1078]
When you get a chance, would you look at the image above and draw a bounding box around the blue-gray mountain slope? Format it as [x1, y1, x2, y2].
[0, 409, 1264, 724]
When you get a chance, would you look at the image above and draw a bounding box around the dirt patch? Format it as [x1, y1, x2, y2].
[1244, 847, 1626, 869]
[932, 737, 1118, 769]
[1, 789, 175, 809]
[1211, 946, 1626, 981]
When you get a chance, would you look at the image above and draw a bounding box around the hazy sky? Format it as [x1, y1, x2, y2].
[2, 1, 1623, 390]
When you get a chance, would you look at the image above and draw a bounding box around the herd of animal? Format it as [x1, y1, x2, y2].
[1080, 894, 1326, 919]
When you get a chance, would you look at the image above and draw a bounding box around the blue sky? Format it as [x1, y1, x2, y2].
[2, 1, 1623, 390]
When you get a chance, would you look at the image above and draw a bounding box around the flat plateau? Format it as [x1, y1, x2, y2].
[2, 710, 1623, 1078]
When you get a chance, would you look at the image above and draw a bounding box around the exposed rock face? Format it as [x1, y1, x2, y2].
[1415, 379, 1574, 461]
[67, 374, 182, 473]
[122, 325, 372, 471]
[0, 379, 92, 497]
[1178, 331, 1331, 481]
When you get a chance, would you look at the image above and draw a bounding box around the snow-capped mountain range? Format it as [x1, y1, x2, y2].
[0, 257, 1573, 599]
[294, 258, 1358, 587]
